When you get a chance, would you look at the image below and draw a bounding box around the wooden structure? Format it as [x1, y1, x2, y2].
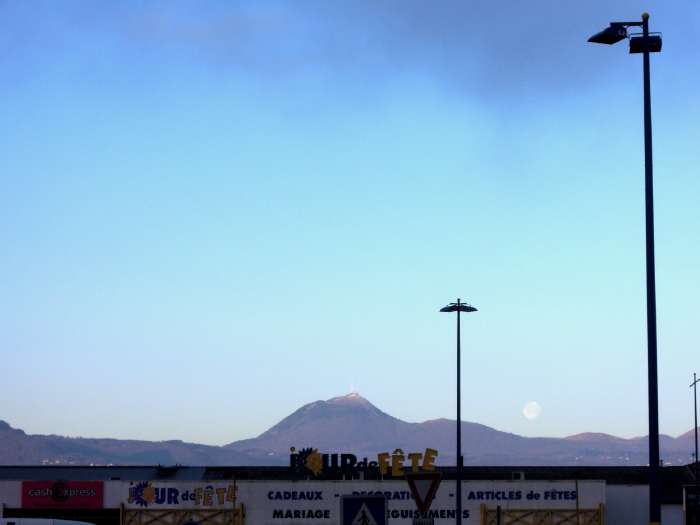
[480, 504, 605, 525]
[121, 506, 244, 525]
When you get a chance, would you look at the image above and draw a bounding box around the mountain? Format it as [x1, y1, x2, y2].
[1, 394, 698, 466]
[675, 428, 700, 450]
[223, 393, 407, 461]
[0, 419, 272, 466]
[223, 393, 695, 466]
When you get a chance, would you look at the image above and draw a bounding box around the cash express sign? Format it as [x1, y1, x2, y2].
[290, 447, 438, 478]
[22, 481, 104, 509]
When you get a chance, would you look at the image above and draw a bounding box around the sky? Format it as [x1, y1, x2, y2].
[1, 0, 699, 449]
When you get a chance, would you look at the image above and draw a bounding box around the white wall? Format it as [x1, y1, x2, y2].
[661, 504, 683, 525]
[605, 485, 685, 525]
[0, 481, 20, 512]
[605, 485, 648, 525]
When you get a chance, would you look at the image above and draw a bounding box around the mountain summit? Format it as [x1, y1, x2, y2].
[327, 392, 374, 405]
[223, 393, 404, 459]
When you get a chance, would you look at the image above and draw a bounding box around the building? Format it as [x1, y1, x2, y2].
[0, 465, 697, 525]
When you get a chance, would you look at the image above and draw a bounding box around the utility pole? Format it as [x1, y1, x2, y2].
[691, 372, 699, 525]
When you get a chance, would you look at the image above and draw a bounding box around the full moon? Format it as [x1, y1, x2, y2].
[523, 401, 542, 420]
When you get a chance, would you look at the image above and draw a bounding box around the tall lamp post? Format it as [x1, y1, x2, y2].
[440, 298, 477, 525]
[692, 372, 699, 524]
[588, 13, 663, 525]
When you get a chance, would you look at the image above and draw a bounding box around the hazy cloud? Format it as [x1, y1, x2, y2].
[1, 0, 687, 99]
[111, 0, 676, 98]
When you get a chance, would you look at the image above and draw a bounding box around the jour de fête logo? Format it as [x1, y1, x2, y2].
[290, 447, 438, 477]
[127, 482, 237, 508]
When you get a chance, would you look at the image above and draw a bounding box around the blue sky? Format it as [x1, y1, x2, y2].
[1, 1, 699, 449]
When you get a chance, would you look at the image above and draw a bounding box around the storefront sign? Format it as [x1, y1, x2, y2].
[237, 479, 606, 525]
[104, 479, 605, 524]
[290, 448, 438, 478]
[123, 482, 237, 509]
[21, 481, 103, 509]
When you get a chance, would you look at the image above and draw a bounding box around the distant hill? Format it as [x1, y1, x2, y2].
[1, 393, 697, 466]
[0, 419, 269, 466]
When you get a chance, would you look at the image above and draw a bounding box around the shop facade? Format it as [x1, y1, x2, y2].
[0, 466, 692, 525]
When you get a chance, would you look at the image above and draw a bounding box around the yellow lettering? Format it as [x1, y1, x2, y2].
[215, 488, 226, 505]
[203, 488, 213, 506]
[194, 488, 203, 506]
[391, 449, 405, 476]
[226, 484, 236, 503]
[408, 452, 423, 472]
[377, 452, 390, 476]
[422, 448, 438, 470]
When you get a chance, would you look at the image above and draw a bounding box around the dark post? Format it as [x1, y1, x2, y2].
[456, 298, 462, 525]
[641, 12, 661, 525]
[692, 372, 699, 524]
[587, 13, 662, 524]
[440, 299, 476, 525]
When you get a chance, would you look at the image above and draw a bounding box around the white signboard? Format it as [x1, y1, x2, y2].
[237, 480, 605, 525]
[104, 479, 605, 523]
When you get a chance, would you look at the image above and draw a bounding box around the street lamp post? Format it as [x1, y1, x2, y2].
[588, 13, 663, 525]
[692, 372, 699, 524]
[440, 299, 477, 525]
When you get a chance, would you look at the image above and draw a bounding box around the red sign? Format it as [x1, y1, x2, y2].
[22, 481, 104, 509]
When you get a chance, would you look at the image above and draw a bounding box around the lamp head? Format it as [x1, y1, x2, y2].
[440, 303, 478, 313]
[629, 34, 662, 53]
[588, 23, 628, 45]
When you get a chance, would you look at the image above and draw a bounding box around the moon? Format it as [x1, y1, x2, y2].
[523, 401, 542, 420]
